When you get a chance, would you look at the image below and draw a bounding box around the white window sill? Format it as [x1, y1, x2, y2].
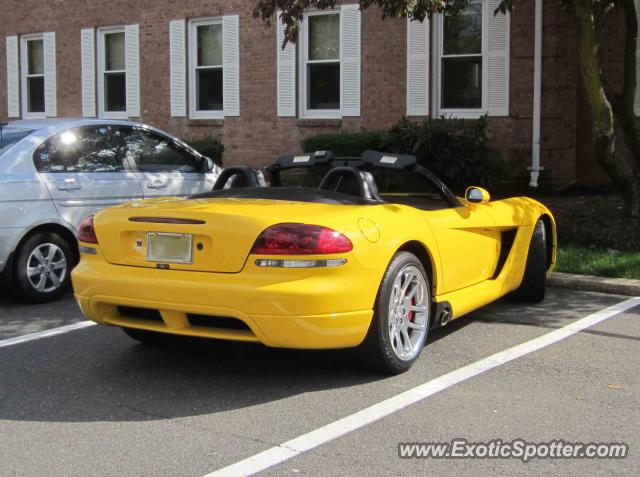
[300, 110, 342, 120]
[190, 111, 225, 120]
[21, 113, 47, 120]
[436, 110, 485, 119]
[99, 112, 135, 120]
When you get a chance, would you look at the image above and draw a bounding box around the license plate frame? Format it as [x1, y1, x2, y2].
[146, 232, 193, 264]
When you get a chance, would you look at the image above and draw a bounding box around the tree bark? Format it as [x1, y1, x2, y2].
[574, 1, 640, 217]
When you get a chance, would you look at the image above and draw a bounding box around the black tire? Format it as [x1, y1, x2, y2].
[13, 232, 74, 303]
[121, 327, 163, 345]
[359, 252, 431, 375]
[510, 219, 547, 303]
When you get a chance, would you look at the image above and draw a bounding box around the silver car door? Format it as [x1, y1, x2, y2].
[118, 126, 215, 198]
[35, 124, 144, 230]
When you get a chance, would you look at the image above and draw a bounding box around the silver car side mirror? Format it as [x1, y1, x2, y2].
[202, 157, 215, 173]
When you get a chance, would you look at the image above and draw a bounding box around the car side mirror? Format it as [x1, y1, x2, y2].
[202, 157, 215, 173]
[465, 186, 491, 204]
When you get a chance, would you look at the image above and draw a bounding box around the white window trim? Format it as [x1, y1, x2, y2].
[299, 9, 342, 119]
[188, 17, 224, 120]
[20, 33, 46, 120]
[97, 26, 129, 119]
[432, 0, 487, 118]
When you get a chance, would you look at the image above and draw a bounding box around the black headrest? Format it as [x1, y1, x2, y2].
[318, 167, 381, 201]
[361, 150, 417, 169]
[212, 166, 260, 190]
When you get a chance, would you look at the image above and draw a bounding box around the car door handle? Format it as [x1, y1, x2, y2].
[146, 180, 168, 189]
[55, 178, 81, 190]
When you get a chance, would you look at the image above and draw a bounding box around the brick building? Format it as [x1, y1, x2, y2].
[0, 0, 630, 185]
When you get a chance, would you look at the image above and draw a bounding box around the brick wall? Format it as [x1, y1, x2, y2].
[0, 0, 625, 185]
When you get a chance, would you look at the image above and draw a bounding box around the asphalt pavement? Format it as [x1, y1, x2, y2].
[0, 288, 638, 476]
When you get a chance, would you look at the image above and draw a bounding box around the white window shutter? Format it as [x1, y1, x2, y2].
[43, 32, 57, 117]
[223, 15, 240, 117]
[81, 28, 96, 117]
[634, 0, 640, 115]
[277, 11, 296, 117]
[407, 18, 429, 116]
[5, 36, 19, 118]
[169, 19, 186, 117]
[486, 0, 510, 116]
[125, 24, 140, 117]
[340, 4, 361, 117]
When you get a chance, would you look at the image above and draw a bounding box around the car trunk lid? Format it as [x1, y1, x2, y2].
[93, 196, 359, 273]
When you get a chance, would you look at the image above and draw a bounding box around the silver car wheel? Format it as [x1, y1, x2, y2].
[26, 243, 67, 293]
[387, 264, 429, 361]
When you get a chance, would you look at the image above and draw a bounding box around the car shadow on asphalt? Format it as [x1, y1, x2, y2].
[0, 288, 630, 424]
[0, 309, 478, 424]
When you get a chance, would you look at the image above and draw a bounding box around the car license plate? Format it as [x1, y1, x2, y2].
[147, 233, 193, 264]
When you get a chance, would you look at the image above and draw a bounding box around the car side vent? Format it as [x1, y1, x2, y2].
[187, 314, 251, 331]
[492, 228, 518, 279]
[117, 306, 163, 322]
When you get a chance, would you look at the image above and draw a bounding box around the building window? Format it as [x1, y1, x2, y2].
[20, 35, 45, 117]
[98, 28, 127, 114]
[436, 0, 484, 115]
[189, 18, 224, 118]
[300, 11, 341, 118]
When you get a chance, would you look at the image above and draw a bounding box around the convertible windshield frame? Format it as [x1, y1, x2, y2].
[266, 152, 461, 208]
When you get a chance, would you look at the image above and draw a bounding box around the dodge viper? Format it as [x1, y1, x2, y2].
[71, 150, 556, 373]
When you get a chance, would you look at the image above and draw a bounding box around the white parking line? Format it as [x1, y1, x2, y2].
[204, 297, 640, 477]
[0, 321, 96, 349]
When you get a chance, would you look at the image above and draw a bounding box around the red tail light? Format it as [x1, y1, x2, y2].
[251, 223, 352, 255]
[78, 215, 98, 244]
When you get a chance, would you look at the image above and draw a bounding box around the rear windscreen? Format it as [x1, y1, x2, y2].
[274, 165, 331, 187]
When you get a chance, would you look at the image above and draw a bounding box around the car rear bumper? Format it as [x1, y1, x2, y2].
[71, 258, 375, 349]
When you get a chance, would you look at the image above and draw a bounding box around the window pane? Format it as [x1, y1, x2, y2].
[27, 39, 44, 75]
[121, 127, 200, 173]
[105, 32, 125, 71]
[105, 72, 127, 111]
[442, 57, 482, 109]
[33, 126, 124, 173]
[27, 77, 45, 113]
[307, 63, 340, 110]
[196, 68, 223, 111]
[197, 24, 223, 67]
[308, 14, 340, 61]
[443, 1, 482, 55]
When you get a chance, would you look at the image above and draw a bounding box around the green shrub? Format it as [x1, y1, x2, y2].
[385, 116, 508, 188]
[183, 135, 224, 166]
[299, 118, 507, 188]
[301, 130, 386, 157]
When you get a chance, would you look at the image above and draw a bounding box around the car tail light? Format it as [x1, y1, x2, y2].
[78, 215, 98, 244]
[251, 223, 352, 255]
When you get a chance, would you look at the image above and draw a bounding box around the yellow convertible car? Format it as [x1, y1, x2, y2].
[72, 151, 556, 373]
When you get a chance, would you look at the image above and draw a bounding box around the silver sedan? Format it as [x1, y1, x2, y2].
[0, 118, 220, 303]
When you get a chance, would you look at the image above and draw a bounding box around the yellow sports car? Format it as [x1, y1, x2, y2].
[72, 151, 556, 373]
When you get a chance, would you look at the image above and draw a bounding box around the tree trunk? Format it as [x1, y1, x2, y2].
[604, 0, 640, 172]
[574, 1, 640, 217]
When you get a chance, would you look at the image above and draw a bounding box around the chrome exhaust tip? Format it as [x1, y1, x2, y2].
[439, 309, 452, 326]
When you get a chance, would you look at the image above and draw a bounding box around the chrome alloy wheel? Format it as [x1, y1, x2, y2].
[387, 265, 429, 361]
[26, 243, 67, 293]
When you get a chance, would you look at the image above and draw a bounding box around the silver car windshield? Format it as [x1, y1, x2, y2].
[0, 127, 34, 156]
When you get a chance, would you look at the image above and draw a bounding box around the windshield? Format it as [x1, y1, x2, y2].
[0, 127, 34, 156]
